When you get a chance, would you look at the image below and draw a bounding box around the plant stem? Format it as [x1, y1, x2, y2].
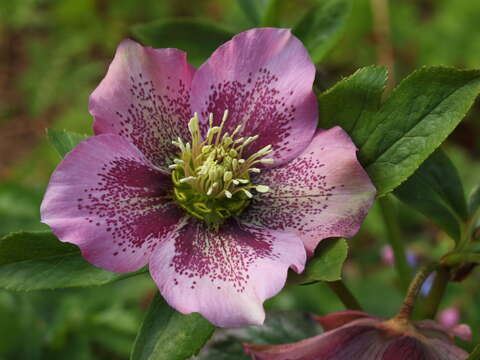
[395, 263, 437, 321]
[326, 280, 363, 311]
[468, 345, 480, 360]
[442, 252, 480, 266]
[419, 266, 450, 319]
[456, 215, 478, 252]
[378, 196, 412, 290]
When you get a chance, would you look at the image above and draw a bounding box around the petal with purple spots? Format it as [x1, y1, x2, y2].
[90, 39, 195, 169]
[41, 134, 184, 273]
[242, 127, 376, 254]
[149, 219, 306, 327]
[191, 28, 317, 167]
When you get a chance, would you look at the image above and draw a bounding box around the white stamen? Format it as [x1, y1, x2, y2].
[242, 189, 253, 198]
[256, 185, 270, 193]
[179, 176, 196, 183]
[224, 190, 232, 199]
[259, 158, 274, 164]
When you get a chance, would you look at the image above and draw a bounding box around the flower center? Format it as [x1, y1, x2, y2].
[170, 110, 273, 228]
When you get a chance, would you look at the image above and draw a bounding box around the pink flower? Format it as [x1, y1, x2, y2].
[41, 28, 375, 327]
[244, 310, 469, 359]
[438, 307, 472, 342]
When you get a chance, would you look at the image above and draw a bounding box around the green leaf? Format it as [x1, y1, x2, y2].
[304, 238, 348, 282]
[318, 66, 387, 142]
[260, 0, 281, 27]
[394, 149, 468, 241]
[132, 19, 234, 67]
[359, 67, 480, 196]
[293, 0, 352, 63]
[195, 311, 321, 359]
[131, 293, 215, 360]
[236, 0, 260, 26]
[47, 129, 88, 158]
[468, 185, 480, 216]
[0, 231, 144, 291]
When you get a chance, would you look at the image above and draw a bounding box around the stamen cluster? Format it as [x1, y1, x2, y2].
[170, 110, 273, 227]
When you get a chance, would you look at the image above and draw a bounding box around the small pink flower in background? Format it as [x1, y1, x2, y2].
[41, 28, 375, 327]
[438, 307, 472, 341]
[244, 310, 469, 360]
[381, 245, 395, 266]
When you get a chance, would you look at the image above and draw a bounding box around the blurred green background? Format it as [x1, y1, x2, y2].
[0, 0, 479, 358]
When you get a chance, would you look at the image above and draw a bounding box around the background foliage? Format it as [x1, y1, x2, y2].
[0, 0, 479, 358]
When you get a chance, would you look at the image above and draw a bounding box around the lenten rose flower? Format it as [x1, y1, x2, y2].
[244, 310, 469, 359]
[40, 28, 375, 327]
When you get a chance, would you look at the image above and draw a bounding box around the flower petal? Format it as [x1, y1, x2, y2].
[450, 324, 472, 342]
[316, 310, 380, 331]
[149, 219, 306, 327]
[427, 339, 469, 360]
[244, 321, 385, 360]
[41, 134, 183, 273]
[384, 336, 468, 360]
[191, 28, 317, 167]
[382, 337, 431, 360]
[417, 319, 472, 342]
[90, 39, 195, 169]
[242, 127, 376, 253]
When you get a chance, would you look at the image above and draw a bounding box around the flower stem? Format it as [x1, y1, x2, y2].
[378, 196, 412, 291]
[419, 266, 450, 319]
[468, 345, 480, 360]
[441, 252, 480, 266]
[395, 263, 437, 321]
[456, 214, 478, 252]
[326, 280, 363, 311]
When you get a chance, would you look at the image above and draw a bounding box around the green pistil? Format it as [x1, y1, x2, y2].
[170, 110, 273, 228]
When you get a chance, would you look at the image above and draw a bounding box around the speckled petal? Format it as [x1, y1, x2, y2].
[90, 39, 195, 169]
[149, 219, 306, 327]
[191, 28, 317, 167]
[41, 134, 183, 273]
[242, 127, 376, 253]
